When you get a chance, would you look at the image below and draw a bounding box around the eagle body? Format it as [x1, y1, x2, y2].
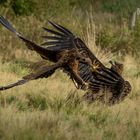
[0, 16, 131, 104]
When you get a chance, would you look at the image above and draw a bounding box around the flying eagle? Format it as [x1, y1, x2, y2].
[0, 16, 131, 104]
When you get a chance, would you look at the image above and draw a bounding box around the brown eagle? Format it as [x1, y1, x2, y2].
[0, 16, 131, 104]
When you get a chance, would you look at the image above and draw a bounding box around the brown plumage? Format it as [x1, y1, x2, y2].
[0, 16, 131, 104]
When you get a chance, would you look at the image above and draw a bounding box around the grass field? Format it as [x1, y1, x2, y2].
[0, 40, 140, 140]
[0, 56, 139, 140]
[0, 3, 140, 139]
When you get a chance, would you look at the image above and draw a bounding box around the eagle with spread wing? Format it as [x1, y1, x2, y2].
[0, 16, 131, 104]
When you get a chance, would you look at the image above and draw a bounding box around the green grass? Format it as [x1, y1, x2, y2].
[0, 49, 139, 140]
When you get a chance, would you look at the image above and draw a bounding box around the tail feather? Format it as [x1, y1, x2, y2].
[94, 70, 119, 83]
[103, 68, 121, 80]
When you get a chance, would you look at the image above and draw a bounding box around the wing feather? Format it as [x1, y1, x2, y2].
[0, 62, 62, 91]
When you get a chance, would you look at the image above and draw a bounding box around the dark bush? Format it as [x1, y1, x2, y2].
[101, 0, 140, 17]
[0, 0, 7, 5]
[12, 0, 35, 15]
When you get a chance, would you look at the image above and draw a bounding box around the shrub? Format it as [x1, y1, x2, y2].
[12, 0, 36, 15]
[0, 0, 7, 5]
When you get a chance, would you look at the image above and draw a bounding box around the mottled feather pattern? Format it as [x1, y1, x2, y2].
[0, 16, 131, 104]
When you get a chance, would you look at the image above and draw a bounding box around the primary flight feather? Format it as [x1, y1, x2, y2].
[0, 16, 131, 104]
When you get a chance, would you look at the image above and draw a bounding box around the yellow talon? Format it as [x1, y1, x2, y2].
[91, 60, 100, 72]
[93, 64, 99, 69]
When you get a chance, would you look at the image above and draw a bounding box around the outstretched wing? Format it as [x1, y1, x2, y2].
[41, 21, 108, 88]
[42, 21, 75, 51]
[42, 21, 105, 69]
[0, 16, 59, 62]
[0, 62, 62, 91]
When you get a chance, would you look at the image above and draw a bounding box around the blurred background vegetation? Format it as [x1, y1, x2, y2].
[0, 0, 140, 61]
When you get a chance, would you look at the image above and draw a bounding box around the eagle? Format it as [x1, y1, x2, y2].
[0, 16, 131, 104]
